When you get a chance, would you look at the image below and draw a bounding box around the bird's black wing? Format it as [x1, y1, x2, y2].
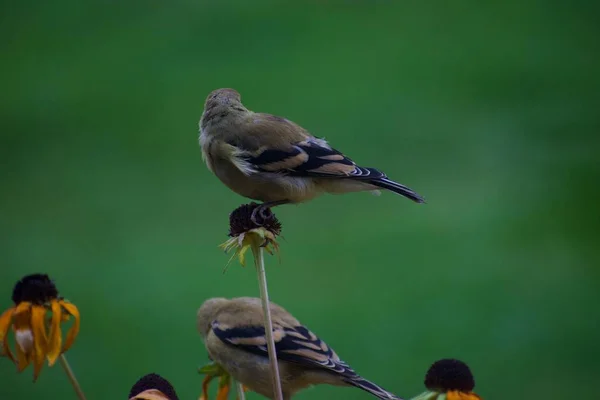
[211, 321, 358, 377]
[244, 138, 386, 180]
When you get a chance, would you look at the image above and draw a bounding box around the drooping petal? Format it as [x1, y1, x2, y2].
[13, 302, 32, 317]
[237, 244, 250, 266]
[0, 308, 15, 361]
[446, 391, 482, 400]
[216, 386, 230, 400]
[30, 305, 49, 381]
[60, 301, 80, 353]
[236, 232, 247, 248]
[199, 375, 214, 400]
[15, 335, 31, 371]
[446, 391, 457, 400]
[12, 302, 33, 370]
[0, 308, 13, 342]
[46, 300, 63, 365]
[216, 374, 231, 400]
[410, 391, 440, 400]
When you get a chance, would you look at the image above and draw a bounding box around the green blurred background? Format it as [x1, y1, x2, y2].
[1, 1, 599, 399]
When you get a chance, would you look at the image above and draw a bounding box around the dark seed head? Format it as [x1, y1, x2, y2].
[424, 358, 475, 393]
[228, 202, 282, 237]
[129, 373, 179, 400]
[12, 274, 59, 305]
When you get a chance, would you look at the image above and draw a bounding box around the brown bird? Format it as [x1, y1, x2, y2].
[197, 297, 402, 400]
[199, 88, 424, 223]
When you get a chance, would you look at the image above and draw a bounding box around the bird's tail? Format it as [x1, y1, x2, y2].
[368, 176, 425, 203]
[343, 376, 403, 400]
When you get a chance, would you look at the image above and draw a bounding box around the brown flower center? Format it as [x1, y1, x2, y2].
[424, 358, 475, 393]
[11, 273, 59, 305]
[228, 202, 282, 237]
[129, 373, 179, 400]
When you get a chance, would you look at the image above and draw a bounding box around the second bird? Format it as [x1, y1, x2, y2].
[197, 297, 402, 399]
[199, 88, 424, 221]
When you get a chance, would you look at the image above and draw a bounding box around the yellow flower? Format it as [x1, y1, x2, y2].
[129, 373, 179, 400]
[0, 273, 80, 381]
[198, 361, 248, 400]
[411, 359, 483, 400]
[220, 203, 282, 268]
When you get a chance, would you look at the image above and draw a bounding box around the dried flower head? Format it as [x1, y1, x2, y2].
[198, 361, 248, 400]
[227, 202, 282, 237]
[411, 359, 482, 400]
[220, 203, 282, 268]
[425, 359, 475, 393]
[0, 273, 80, 381]
[129, 373, 179, 400]
[12, 273, 59, 305]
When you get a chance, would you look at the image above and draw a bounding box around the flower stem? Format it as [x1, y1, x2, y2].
[235, 380, 246, 400]
[252, 243, 283, 400]
[59, 354, 87, 400]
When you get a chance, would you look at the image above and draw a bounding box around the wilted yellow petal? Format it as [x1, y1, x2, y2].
[14, 302, 32, 317]
[60, 301, 80, 353]
[236, 232, 247, 247]
[220, 227, 281, 270]
[129, 389, 171, 400]
[12, 303, 33, 371]
[200, 374, 214, 400]
[46, 300, 63, 365]
[237, 244, 250, 266]
[412, 392, 440, 400]
[30, 305, 48, 381]
[216, 381, 230, 400]
[15, 335, 31, 371]
[0, 308, 15, 362]
[447, 391, 482, 400]
[217, 373, 231, 390]
[0, 308, 13, 341]
[215, 374, 232, 400]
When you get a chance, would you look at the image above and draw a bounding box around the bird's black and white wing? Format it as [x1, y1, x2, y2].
[224, 113, 424, 203]
[246, 138, 384, 180]
[211, 321, 402, 399]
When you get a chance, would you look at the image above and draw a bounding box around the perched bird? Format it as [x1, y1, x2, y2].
[197, 297, 402, 400]
[199, 88, 424, 222]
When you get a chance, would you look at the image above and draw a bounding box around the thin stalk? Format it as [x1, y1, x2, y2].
[252, 243, 284, 400]
[235, 380, 246, 400]
[59, 354, 87, 400]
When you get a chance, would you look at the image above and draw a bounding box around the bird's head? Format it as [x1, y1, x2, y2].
[204, 88, 242, 108]
[200, 88, 246, 130]
[196, 297, 230, 337]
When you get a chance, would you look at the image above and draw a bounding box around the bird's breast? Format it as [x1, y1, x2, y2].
[199, 131, 216, 173]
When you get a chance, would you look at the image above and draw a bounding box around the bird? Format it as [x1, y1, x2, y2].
[196, 297, 402, 400]
[199, 88, 424, 223]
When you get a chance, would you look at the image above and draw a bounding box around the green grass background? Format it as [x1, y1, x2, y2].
[1, 1, 599, 399]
